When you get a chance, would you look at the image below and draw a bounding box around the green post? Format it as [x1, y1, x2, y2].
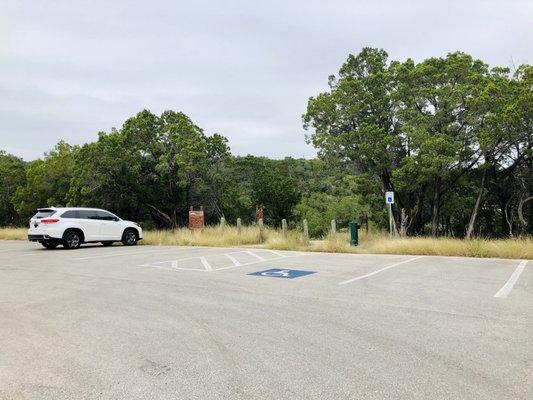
[349, 221, 360, 246]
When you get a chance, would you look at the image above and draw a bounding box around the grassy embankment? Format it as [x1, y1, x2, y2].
[1, 226, 531, 259]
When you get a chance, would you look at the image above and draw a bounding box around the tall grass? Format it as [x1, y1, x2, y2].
[313, 231, 532, 259]
[0, 227, 26, 240]
[365, 235, 533, 259]
[144, 226, 311, 249]
[0, 226, 530, 259]
[143, 226, 264, 247]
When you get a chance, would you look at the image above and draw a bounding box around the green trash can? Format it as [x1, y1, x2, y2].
[349, 221, 360, 246]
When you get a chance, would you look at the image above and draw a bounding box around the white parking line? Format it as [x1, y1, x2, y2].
[139, 254, 215, 270]
[494, 260, 528, 299]
[73, 247, 220, 261]
[199, 257, 213, 271]
[0, 247, 27, 253]
[11, 251, 50, 257]
[245, 251, 266, 261]
[339, 256, 423, 285]
[225, 253, 242, 266]
[74, 249, 169, 260]
[139, 252, 310, 273]
[213, 253, 307, 272]
[265, 249, 287, 258]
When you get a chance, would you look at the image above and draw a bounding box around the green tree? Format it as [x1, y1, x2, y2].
[12, 141, 77, 220]
[294, 193, 368, 237]
[392, 52, 488, 235]
[303, 48, 530, 237]
[249, 157, 301, 225]
[303, 48, 404, 229]
[0, 151, 26, 226]
[69, 110, 230, 228]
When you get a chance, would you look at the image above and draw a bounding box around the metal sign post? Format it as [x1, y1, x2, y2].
[385, 191, 394, 239]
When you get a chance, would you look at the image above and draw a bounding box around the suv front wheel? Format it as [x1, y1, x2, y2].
[63, 230, 82, 249]
[122, 229, 138, 246]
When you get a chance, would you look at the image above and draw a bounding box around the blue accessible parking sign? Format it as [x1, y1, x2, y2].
[248, 268, 316, 279]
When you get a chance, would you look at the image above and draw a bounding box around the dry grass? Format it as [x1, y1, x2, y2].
[143, 226, 265, 247]
[0, 227, 26, 240]
[364, 235, 533, 259]
[144, 226, 311, 250]
[0, 226, 531, 259]
[313, 231, 533, 259]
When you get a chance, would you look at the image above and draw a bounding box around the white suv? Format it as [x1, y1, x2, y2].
[27, 207, 143, 249]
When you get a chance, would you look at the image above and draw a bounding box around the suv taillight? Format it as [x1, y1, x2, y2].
[40, 218, 60, 224]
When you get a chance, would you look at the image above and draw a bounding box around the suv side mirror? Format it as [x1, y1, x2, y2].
[114, 217, 120, 222]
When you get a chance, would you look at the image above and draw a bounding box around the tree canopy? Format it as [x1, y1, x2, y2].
[303, 48, 532, 237]
[0, 49, 531, 238]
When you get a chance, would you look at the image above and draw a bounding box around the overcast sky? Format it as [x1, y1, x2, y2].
[1, 0, 531, 160]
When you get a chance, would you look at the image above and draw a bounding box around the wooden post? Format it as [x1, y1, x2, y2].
[331, 219, 336, 235]
[237, 218, 242, 233]
[220, 216, 226, 228]
[258, 218, 264, 242]
[281, 219, 287, 237]
[255, 205, 264, 223]
[303, 219, 309, 243]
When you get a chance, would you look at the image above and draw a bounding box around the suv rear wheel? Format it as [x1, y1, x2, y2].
[63, 230, 82, 249]
[122, 229, 138, 246]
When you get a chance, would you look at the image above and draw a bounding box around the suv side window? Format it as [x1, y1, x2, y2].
[61, 210, 79, 219]
[96, 211, 116, 221]
[78, 210, 99, 220]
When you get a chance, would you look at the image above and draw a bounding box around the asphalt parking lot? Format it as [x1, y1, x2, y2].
[0, 241, 531, 400]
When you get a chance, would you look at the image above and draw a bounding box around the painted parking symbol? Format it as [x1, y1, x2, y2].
[248, 268, 316, 279]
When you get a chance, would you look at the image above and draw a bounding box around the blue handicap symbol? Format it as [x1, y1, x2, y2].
[248, 268, 316, 279]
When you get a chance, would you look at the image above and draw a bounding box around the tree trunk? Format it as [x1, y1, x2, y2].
[504, 198, 514, 237]
[431, 177, 441, 237]
[145, 203, 176, 229]
[518, 196, 533, 234]
[399, 208, 408, 237]
[465, 168, 487, 239]
[360, 212, 369, 233]
[171, 210, 178, 230]
[407, 187, 425, 235]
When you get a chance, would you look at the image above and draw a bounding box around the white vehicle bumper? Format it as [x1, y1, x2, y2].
[27, 226, 63, 241]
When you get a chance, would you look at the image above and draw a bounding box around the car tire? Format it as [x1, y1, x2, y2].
[101, 241, 114, 247]
[63, 231, 82, 249]
[122, 229, 138, 246]
[41, 242, 58, 249]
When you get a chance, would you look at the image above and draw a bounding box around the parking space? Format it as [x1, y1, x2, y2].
[0, 240, 531, 400]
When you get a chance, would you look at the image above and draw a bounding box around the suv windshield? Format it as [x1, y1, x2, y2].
[33, 209, 56, 219]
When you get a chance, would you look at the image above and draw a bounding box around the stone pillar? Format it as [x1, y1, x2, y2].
[188, 206, 205, 230]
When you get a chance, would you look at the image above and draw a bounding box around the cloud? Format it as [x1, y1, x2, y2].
[1, 0, 531, 160]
